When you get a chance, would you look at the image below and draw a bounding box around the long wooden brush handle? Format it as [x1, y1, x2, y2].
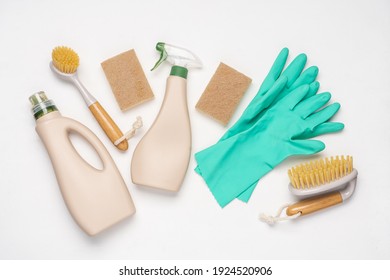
[286, 192, 343, 216]
[88, 101, 128, 151]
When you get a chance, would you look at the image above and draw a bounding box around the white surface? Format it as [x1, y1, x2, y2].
[0, 0, 389, 260]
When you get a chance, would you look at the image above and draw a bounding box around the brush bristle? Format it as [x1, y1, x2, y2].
[52, 46, 79, 74]
[288, 156, 353, 189]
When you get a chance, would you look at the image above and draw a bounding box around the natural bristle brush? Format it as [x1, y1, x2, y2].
[260, 155, 358, 224]
[50, 46, 130, 151]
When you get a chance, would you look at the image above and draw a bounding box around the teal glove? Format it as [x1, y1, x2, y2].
[195, 82, 344, 207]
[220, 48, 320, 142]
[195, 48, 322, 202]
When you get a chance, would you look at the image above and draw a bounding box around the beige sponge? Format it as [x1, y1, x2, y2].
[101, 49, 154, 111]
[196, 62, 252, 126]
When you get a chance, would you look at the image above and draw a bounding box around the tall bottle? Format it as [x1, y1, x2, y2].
[30, 91, 135, 236]
[131, 43, 202, 192]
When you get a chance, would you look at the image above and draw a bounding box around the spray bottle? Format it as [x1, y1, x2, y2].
[131, 42, 202, 192]
[30, 91, 135, 236]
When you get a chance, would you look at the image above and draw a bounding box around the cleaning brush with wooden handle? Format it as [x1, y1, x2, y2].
[50, 46, 129, 151]
[260, 155, 358, 224]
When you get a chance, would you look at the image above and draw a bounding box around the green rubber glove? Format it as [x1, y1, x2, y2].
[220, 48, 320, 142]
[194, 83, 344, 208]
[226, 48, 320, 202]
[195, 48, 321, 202]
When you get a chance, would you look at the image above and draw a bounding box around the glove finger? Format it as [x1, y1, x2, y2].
[250, 75, 288, 110]
[306, 81, 320, 99]
[222, 75, 287, 141]
[288, 66, 318, 92]
[279, 53, 308, 87]
[258, 48, 289, 95]
[280, 84, 310, 109]
[306, 102, 341, 127]
[256, 76, 288, 109]
[237, 183, 256, 202]
[271, 80, 319, 107]
[289, 139, 325, 155]
[297, 122, 345, 139]
[294, 92, 331, 118]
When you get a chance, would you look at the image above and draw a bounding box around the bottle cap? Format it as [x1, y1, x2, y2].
[29, 91, 58, 120]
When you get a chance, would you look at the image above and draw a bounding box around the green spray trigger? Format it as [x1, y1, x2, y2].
[151, 42, 202, 72]
[151, 42, 168, 71]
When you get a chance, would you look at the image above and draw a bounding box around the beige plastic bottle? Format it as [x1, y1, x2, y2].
[30, 91, 135, 236]
[131, 72, 191, 191]
[131, 42, 202, 192]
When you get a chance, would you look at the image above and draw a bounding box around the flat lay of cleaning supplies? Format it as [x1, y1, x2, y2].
[260, 156, 357, 224]
[101, 49, 154, 111]
[195, 48, 344, 207]
[30, 91, 136, 236]
[196, 62, 252, 126]
[50, 46, 129, 151]
[131, 42, 202, 192]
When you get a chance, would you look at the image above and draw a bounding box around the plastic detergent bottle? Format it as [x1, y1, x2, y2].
[30, 91, 135, 236]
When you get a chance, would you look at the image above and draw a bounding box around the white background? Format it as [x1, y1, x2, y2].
[0, 0, 389, 260]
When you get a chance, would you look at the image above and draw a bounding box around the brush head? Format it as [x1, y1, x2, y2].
[288, 155, 357, 197]
[52, 46, 79, 74]
[288, 155, 353, 189]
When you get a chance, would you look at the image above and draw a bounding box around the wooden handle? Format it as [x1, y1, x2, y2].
[286, 192, 343, 216]
[88, 102, 128, 151]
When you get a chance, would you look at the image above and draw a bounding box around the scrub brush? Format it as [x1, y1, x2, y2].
[260, 155, 358, 224]
[50, 46, 128, 151]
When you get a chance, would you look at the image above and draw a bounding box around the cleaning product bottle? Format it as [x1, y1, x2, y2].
[30, 91, 135, 236]
[131, 42, 202, 192]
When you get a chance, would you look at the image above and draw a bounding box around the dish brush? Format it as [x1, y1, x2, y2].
[50, 46, 129, 151]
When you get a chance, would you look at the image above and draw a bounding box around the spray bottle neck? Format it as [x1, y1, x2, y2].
[170, 66, 188, 79]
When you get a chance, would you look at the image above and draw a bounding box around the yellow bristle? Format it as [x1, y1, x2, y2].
[304, 173, 310, 188]
[324, 168, 330, 184]
[331, 167, 335, 181]
[349, 156, 353, 172]
[293, 177, 300, 189]
[299, 176, 305, 189]
[288, 155, 353, 189]
[319, 169, 325, 185]
[288, 170, 295, 188]
[340, 161, 344, 177]
[341, 155, 346, 174]
[52, 46, 80, 74]
[309, 172, 315, 187]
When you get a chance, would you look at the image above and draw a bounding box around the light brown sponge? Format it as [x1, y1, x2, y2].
[196, 63, 252, 126]
[101, 49, 154, 111]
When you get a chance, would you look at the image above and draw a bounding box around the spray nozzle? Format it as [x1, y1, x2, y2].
[151, 42, 202, 71]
